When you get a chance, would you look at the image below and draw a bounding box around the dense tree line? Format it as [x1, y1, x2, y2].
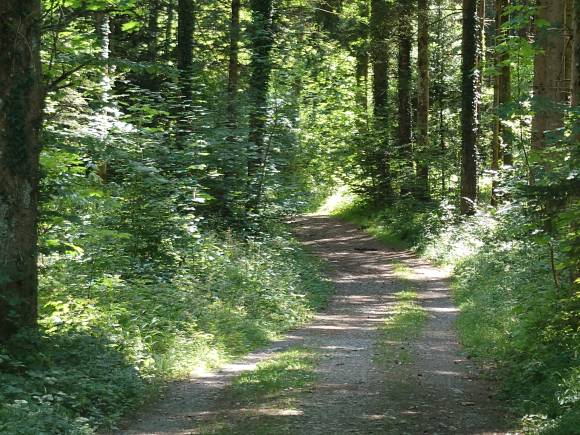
[1, 0, 578, 341]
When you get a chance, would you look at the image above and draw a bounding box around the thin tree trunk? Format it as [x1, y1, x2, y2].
[247, 0, 274, 208]
[531, 0, 568, 149]
[398, 0, 413, 196]
[571, 0, 579, 106]
[227, 0, 241, 128]
[147, 0, 160, 62]
[0, 0, 43, 341]
[461, 0, 479, 215]
[371, 0, 394, 200]
[176, 0, 195, 148]
[355, 0, 369, 129]
[164, 0, 175, 59]
[177, 0, 194, 99]
[95, 13, 113, 140]
[416, 0, 430, 200]
[491, 0, 512, 205]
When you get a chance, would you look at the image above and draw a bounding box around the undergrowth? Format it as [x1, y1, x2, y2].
[328, 195, 579, 434]
[0, 226, 333, 434]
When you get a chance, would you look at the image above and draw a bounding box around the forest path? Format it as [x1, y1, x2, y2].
[117, 215, 509, 435]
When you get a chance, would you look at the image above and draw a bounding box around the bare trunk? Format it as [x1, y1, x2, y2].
[371, 0, 394, 200]
[531, 0, 569, 149]
[571, 0, 579, 106]
[0, 0, 43, 341]
[176, 0, 195, 148]
[147, 0, 160, 61]
[227, 0, 241, 128]
[461, 0, 479, 215]
[164, 0, 175, 59]
[416, 0, 430, 200]
[398, 0, 413, 196]
[247, 0, 274, 208]
[491, 0, 512, 205]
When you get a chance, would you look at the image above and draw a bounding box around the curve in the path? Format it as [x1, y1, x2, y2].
[116, 216, 509, 435]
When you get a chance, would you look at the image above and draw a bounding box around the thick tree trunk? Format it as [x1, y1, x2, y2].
[461, 0, 479, 215]
[247, 0, 274, 207]
[227, 0, 241, 128]
[398, 0, 413, 196]
[0, 0, 43, 341]
[531, 0, 568, 149]
[371, 0, 394, 200]
[416, 0, 430, 200]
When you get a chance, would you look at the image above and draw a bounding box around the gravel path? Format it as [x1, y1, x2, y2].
[116, 215, 510, 435]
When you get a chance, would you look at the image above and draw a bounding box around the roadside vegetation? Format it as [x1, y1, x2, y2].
[330, 196, 579, 434]
[0, 228, 332, 434]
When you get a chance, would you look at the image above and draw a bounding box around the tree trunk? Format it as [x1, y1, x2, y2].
[0, 0, 43, 341]
[491, 0, 512, 205]
[355, 0, 369, 128]
[398, 0, 413, 196]
[571, 0, 579, 106]
[247, 0, 274, 207]
[147, 0, 160, 62]
[416, 0, 430, 200]
[176, 0, 195, 148]
[531, 0, 568, 149]
[95, 13, 113, 139]
[461, 0, 479, 215]
[371, 0, 394, 200]
[177, 0, 194, 99]
[164, 0, 175, 59]
[227, 0, 241, 128]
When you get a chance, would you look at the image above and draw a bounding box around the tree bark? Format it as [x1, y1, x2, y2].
[398, 0, 413, 196]
[491, 0, 512, 205]
[461, 0, 479, 215]
[227, 0, 241, 128]
[571, 0, 579, 106]
[147, 0, 160, 62]
[371, 0, 394, 200]
[416, 0, 430, 200]
[176, 0, 195, 148]
[177, 0, 194, 99]
[164, 0, 175, 59]
[0, 0, 43, 341]
[247, 0, 274, 207]
[531, 0, 568, 149]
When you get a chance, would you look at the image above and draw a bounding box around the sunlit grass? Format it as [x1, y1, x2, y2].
[200, 348, 318, 434]
[375, 290, 428, 365]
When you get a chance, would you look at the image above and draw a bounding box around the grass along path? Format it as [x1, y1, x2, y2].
[117, 216, 510, 434]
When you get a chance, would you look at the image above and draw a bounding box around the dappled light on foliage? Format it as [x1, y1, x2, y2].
[0, 0, 578, 433]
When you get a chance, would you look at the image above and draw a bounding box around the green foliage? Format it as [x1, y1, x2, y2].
[333, 194, 579, 433]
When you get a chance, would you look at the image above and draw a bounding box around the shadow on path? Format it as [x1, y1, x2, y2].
[116, 216, 509, 435]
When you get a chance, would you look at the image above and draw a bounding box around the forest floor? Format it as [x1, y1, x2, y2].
[115, 215, 512, 435]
